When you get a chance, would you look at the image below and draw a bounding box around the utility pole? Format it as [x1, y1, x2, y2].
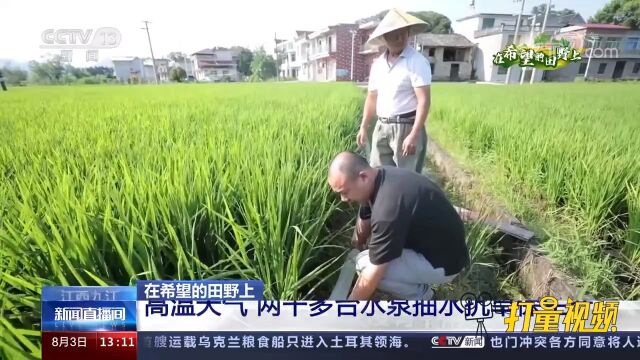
[521, 14, 537, 85]
[505, 0, 526, 84]
[349, 29, 357, 81]
[274, 32, 279, 81]
[584, 35, 599, 81]
[530, 0, 552, 84]
[141, 21, 159, 84]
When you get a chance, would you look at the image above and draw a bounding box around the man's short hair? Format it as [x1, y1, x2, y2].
[338, 151, 371, 179]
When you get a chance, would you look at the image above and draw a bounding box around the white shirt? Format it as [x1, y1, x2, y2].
[368, 46, 432, 118]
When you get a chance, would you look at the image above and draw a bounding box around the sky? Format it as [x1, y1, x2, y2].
[0, 0, 610, 67]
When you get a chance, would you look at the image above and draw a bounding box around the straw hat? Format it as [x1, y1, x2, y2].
[366, 8, 429, 47]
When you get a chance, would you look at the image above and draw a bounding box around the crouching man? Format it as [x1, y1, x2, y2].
[328, 151, 470, 300]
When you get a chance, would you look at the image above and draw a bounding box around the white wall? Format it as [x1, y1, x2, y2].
[473, 34, 503, 82]
[113, 59, 144, 83]
[198, 67, 238, 82]
[454, 18, 480, 43]
[584, 59, 640, 80]
[621, 60, 640, 79]
[545, 62, 580, 82]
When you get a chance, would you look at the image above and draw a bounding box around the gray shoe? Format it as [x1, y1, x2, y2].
[420, 284, 435, 300]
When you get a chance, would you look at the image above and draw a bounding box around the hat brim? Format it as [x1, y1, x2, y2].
[366, 23, 428, 47]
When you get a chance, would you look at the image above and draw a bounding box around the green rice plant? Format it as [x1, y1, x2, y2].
[625, 183, 640, 263]
[0, 83, 363, 358]
[429, 82, 640, 299]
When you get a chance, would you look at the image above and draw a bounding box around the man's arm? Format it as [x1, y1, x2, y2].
[348, 262, 388, 300]
[357, 91, 377, 149]
[349, 207, 409, 300]
[410, 86, 430, 136]
[402, 56, 432, 156]
[361, 91, 378, 129]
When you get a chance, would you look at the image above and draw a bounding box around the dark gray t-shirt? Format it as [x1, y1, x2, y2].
[367, 166, 470, 276]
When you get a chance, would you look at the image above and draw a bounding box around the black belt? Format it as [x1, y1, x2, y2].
[378, 110, 417, 124]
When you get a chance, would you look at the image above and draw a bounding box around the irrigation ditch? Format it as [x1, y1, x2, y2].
[424, 136, 587, 301]
[323, 135, 589, 301]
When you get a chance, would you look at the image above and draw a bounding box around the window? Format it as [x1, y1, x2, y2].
[211, 70, 218, 75]
[578, 62, 587, 74]
[584, 37, 602, 49]
[605, 37, 621, 49]
[222, 70, 229, 75]
[598, 63, 607, 74]
[481, 18, 495, 30]
[497, 66, 507, 75]
[428, 48, 435, 56]
[430, 63, 435, 74]
[625, 37, 639, 50]
[633, 62, 640, 74]
[443, 48, 465, 62]
[291, 53, 296, 62]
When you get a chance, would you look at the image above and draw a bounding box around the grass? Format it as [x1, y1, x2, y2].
[423, 162, 524, 301]
[428, 82, 640, 299]
[0, 83, 363, 358]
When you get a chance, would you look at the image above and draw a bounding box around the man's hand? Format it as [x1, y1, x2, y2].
[402, 131, 419, 156]
[352, 217, 371, 251]
[356, 127, 368, 150]
[348, 262, 388, 300]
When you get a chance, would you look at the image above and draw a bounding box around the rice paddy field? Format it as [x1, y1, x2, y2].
[428, 82, 640, 300]
[0, 81, 639, 358]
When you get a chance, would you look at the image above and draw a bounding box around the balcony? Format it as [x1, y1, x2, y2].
[474, 24, 537, 38]
[309, 46, 330, 60]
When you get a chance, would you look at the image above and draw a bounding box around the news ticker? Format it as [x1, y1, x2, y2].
[41, 281, 640, 359]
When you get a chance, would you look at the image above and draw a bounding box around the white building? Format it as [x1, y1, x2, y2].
[144, 58, 169, 83]
[112, 57, 145, 83]
[112, 57, 170, 83]
[454, 12, 585, 83]
[276, 31, 313, 80]
[191, 48, 239, 82]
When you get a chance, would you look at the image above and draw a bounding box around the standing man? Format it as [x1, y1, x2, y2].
[328, 152, 469, 300]
[357, 8, 432, 172]
[0, 70, 7, 91]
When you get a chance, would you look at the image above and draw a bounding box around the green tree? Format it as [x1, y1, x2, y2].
[590, 0, 640, 29]
[531, 3, 579, 18]
[410, 11, 452, 33]
[86, 66, 114, 78]
[238, 49, 254, 77]
[372, 10, 452, 33]
[0, 66, 28, 85]
[28, 56, 64, 84]
[167, 52, 188, 62]
[249, 48, 277, 81]
[170, 67, 187, 82]
[65, 64, 89, 79]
